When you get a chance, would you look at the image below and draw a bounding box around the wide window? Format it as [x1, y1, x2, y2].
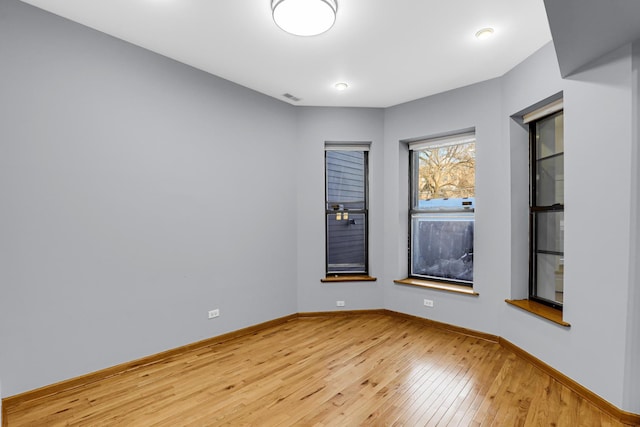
[325, 142, 369, 276]
[408, 132, 475, 286]
[528, 108, 564, 308]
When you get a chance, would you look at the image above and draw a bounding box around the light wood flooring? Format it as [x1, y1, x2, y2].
[5, 314, 629, 426]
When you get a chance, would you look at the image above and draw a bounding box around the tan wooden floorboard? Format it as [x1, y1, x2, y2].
[5, 314, 626, 426]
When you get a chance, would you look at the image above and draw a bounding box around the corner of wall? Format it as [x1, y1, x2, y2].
[623, 39, 640, 414]
[1, 378, 4, 427]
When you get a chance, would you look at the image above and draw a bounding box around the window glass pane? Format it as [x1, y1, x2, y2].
[327, 213, 366, 274]
[535, 211, 564, 253]
[534, 253, 564, 304]
[414, 141, 475, 210]
[326, 151, 365, 210]
[536, 112, 564, 159]
[410, 212, 474, 284]
[535, 112, 564, 207]
[530, 109, 564, 307]
[536, 154, 564, 206]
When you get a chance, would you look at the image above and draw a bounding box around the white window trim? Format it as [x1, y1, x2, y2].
[324, 141, 371, 152]
[408, 132, 476, 152]
[522, 99, 563, 124]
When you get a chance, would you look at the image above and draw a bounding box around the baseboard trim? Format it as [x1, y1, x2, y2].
[499, 338, 640, 426]
[384, 309, 500, 343]
[3, 310, 639, 426]
[2, 313, 297, 413]
[298, 309, 387, 318]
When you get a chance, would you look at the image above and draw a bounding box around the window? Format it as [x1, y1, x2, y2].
[408, 132, 475, 286]
[528, 108, 564, 309]
[325, 142, 369, 276]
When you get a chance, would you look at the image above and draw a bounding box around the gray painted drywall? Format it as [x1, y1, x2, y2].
[382, 79, 504, 336]
[503, 45, 564, 303]
[623, 41, 640, 414]
[382, 41, 638, 411]
[501, 42, 635, 410]
[0, 0, 297, 396]
[296, 107, 384, 312]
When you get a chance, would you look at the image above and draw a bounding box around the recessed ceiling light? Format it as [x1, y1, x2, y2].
[272, 0, 338, 37]
[475, 27, 495, 40]
[334, 82, 349, 91]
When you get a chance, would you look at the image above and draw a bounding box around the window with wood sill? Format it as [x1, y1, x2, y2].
[324, 142, 370, 278]
[321, 275, 377, 283]
[403, 129, 476, 293]
[406, 131, 476, 290]
[505, 299, 570, 327]
[394, 278, 478, 296]
[506, 97, 569, 328]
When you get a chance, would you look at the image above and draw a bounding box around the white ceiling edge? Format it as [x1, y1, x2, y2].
[18, 0, 553, 108]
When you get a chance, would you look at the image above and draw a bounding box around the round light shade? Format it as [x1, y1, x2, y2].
[272, 0, 337, 36]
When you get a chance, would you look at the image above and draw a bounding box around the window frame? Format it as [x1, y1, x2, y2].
[407, 132, 476, 287]
[528, 110, 564, 310]
[324, 143, 370, 277]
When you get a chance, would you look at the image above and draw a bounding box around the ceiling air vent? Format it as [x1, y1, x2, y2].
[282, 93, 302, 102]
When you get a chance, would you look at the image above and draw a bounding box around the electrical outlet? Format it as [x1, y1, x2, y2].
[208, 309, 220, 319]
[336, 300, 345, 307]
[424, 299, 434, 308]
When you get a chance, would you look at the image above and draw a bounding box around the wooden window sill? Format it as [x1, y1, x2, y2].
[505, 299, 570, 327]
[394, 278, 478, 296]
[321, 275, 377, 283]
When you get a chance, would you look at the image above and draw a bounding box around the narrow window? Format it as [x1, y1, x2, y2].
[528, 109, 564, 308]
[408, 132, 475, 286]
[325, 142, 369, 276]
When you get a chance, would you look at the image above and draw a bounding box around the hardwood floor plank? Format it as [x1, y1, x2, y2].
[434, 338, 496, 425]
[4, 314, 631, 426]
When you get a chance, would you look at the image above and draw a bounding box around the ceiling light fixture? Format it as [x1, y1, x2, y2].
[475, 27, 495, 40]
[334, 82, 348, 91]
[272, 0, 338, 37]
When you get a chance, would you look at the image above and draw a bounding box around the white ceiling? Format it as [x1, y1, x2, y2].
[19, 0, 553, 108]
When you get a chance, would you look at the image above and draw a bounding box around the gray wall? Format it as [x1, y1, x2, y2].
[0, 0, 298, 396]
[1, 0, 639, 415]
[382, 79, 504, 336]
[503, 42, 636, 411]
[624, 41, 640, 413]
[296, 107, 384, 312]
[381, 42, 639, 412]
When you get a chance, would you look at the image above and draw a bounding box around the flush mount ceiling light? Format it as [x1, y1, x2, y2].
[272, 0, 338, 37]
[475, 27, 495, 40]
[334, 82, 348, 91]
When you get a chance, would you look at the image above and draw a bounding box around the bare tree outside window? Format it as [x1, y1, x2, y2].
[418, 142, 475, 201]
